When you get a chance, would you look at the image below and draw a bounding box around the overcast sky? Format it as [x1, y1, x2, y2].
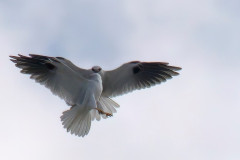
[0, 0, 240, 160]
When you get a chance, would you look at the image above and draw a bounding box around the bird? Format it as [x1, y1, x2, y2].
[10, 54, 181, 137]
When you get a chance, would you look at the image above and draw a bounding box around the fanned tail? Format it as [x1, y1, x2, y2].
[61, 107, 91, 137]
[61, 97, 120, 136]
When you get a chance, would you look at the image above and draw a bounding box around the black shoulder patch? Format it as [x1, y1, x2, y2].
[45, 63, 55, 70]
[133, 66, 141, 74]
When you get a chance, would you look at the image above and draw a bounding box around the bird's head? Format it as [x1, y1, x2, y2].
[92, 66, 102, 73]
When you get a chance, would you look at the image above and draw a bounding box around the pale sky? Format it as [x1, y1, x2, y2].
[0, 0, 240, 160]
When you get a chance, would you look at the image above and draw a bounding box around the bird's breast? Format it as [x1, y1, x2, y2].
[88, 73, 103, 99]
[75, 74, 103, 109]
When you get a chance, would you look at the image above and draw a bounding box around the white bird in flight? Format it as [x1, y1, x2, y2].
[10, 54, 181, 137]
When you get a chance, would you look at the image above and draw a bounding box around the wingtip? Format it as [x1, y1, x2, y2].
[10, 59, 17, 63]
[174, 66, 182, 70]
[9, 55, 20, 62]
[9, 54, 18, 58]
[9, 54, 28, 59]
[167, 65, 182, 71]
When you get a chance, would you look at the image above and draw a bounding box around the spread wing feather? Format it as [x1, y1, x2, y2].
[10, 54, 90, 105]
[101, 61, 181, 97]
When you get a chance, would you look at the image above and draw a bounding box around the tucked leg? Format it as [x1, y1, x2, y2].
[95, 108, 112, 117]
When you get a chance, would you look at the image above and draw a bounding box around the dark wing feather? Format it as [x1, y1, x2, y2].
[101, 61, 181, 97]
[10, 54, 57, 82]
[10, 54, 89, 105]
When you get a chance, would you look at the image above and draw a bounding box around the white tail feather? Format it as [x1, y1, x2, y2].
[61, 97, 119, 136]
[61, 107, 91, 137]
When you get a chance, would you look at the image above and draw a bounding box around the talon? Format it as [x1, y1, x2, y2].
[105, 113, 112, 117]
[96, 109, 112, 117]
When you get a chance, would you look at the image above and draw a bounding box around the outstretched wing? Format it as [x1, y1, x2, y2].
[10, 54, 91, 105]
[101, 61, 181, 97]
